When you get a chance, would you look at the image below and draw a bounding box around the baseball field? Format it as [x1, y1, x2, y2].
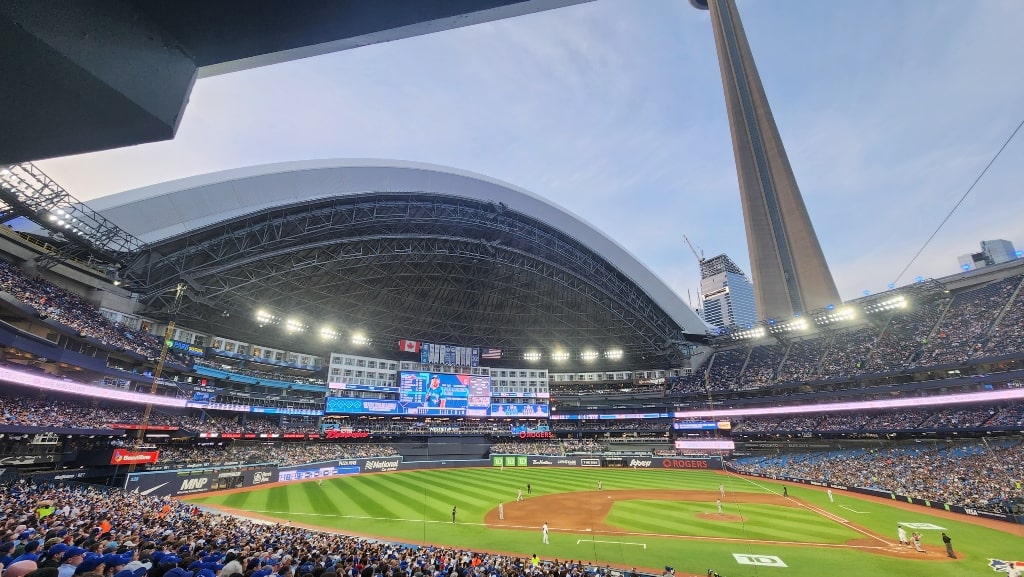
[187, 466, 1023, 577]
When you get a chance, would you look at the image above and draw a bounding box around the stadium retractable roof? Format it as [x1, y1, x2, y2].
[95, 160, 707, 364]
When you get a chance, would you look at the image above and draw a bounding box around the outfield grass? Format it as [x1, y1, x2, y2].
[188, 467, 1024, 577]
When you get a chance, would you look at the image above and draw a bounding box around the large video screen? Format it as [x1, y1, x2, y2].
[399, 371, 491, 416]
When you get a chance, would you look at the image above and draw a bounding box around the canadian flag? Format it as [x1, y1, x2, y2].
[398, 339, 421, 353]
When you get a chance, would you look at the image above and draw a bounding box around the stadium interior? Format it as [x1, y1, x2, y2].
[1, 1, 1022, 577]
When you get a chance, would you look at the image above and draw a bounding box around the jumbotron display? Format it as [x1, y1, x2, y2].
[399, 371, 491, 416]
[325, 372, 549, 418]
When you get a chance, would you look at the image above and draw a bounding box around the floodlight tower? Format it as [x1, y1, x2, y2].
[691, 0, 841, 320]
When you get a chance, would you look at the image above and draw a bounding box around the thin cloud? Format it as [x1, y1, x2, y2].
[34, 0, 1024, 315]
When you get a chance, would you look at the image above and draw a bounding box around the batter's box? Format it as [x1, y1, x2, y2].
[898, 523, 946, 530]
[733, 554, 787, 567]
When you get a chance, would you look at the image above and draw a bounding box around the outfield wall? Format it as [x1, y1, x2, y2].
[124, 464, 279, 497]
[125, 454, 722, 497]
[492, 455, 723, 469]
[732, 467, 1022, 525]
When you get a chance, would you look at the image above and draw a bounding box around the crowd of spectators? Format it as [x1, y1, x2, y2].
[675, 276, 1024, 394]
[488, 439, 604, 456]
[0, 481, 619, 577]
[731, 439, 1024, 513]
[916, 276, 1022, 367]
[156, 443, 400, 467]
[547, 382, 662, 396]
[550, 420, 668, 433]
[775, 339, 821, 384]
[818, 327, 878, 378]
[865, 299, 947, 372]
[984, 282, 1024, 355]
[0, 260, 186, 364]
[0, 396, 320, 435]
[0, 397, 175, 430]
[730, 403, 1023, 434]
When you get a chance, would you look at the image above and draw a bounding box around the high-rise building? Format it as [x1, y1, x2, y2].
[698, 254, 757, 330]
[691, 0, 841, 320]
[958, 239, 1020, 271]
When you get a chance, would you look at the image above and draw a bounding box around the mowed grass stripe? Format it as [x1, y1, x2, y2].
[341, 476, 409, 519]
[300, 482, 344, 516]
[358, 475, 435, 520]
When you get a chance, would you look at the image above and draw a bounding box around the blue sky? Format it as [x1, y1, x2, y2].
[37, 0, 1024, 312]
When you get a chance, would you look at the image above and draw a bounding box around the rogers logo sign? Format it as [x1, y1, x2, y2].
[363, 459, 399, 472]
[518, 431, 552, 439]
[628, 459, 652, 468]
[662, 458, 709, 469]
[253, 471, 272, 484]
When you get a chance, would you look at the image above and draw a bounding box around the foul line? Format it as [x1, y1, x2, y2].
[840, 505, 869, 514]
[576, 540, 646, 549]
[730, 473, 893, 547]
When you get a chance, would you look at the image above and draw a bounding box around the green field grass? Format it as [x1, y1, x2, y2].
[188, 467, 1024, 577]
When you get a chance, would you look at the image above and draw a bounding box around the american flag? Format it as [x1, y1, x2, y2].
[480, 348, 502, 360]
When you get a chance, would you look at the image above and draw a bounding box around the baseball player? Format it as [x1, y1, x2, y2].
[517, 488, 523, 502]
[827, 489, 833, 502]
[527, 483, 532, 495]
[542, 522, 549, 544]
[716, 499, 722, 514]
[897, 524, 909, 547]
[598, 480, 603, 491]
[719, 484, 724, 498]
[498, 501, 504, 520]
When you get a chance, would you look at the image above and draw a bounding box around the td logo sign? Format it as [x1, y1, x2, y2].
[732, 554, 787, 567]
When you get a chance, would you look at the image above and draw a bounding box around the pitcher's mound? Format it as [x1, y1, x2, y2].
[696, 512, 745, 522]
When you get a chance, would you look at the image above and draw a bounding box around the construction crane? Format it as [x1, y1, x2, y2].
[127, 282, 186, 474]
[683, 235, 705, 265]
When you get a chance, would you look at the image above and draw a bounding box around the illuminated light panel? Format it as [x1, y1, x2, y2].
[673, 388, 1024, 419]
[0, 366, 186, 407]
[523, 351, 542, 361]
[605, 349, 623, 360]
[254, 309, 278, 325]
[551, 350, 570, 361]
[284, 318, 307, 333]
[580, 350, 599, 361]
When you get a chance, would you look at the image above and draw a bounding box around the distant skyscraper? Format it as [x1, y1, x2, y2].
[699, 254, 757, 330]
[691, 0, 841, 320]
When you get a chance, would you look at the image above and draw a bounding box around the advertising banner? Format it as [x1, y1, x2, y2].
[516, 455, 722, 469]
[124, 465, 278, 497]
[277, 457, 404, 480]
[110, 450, 160, 465]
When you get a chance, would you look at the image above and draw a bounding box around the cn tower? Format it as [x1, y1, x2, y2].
[691, 0, 841, 320]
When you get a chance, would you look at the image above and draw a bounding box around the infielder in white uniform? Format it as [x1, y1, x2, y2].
[716, 499, 722, 514]
[517, 488, 524, 502]
[498, 501, 504, 520]
[719, 484, 724, 498]
[827, 489, 833, 502]
[542, 522, 549, 544]
[897, 524, 909, 547]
